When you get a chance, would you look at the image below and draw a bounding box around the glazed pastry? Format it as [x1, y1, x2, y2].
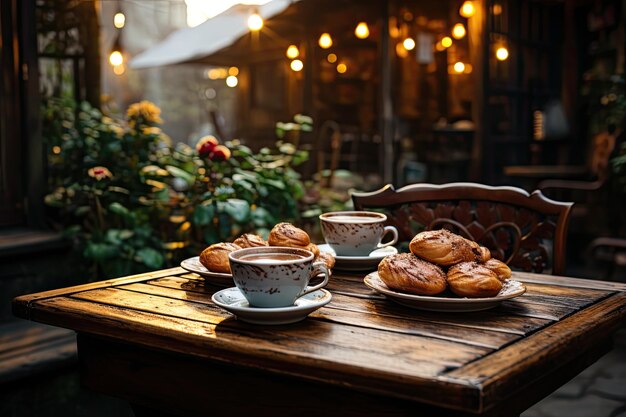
[409, 229, 477, 266]
[447, 262, 502, 298]
[199, 242, 241, 273]
[233, 233, 268, 249]
[483, 258, 511, 282]
[268, 222, 311, 248]
[378, 253, 447, 296]
[316, 251, 336, 269]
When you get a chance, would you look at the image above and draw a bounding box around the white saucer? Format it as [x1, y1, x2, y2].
[318, 244, 398, 272]
[212, 288, 332, 325]
[364, 272, 526, 312]
[180, 256, 233, 287]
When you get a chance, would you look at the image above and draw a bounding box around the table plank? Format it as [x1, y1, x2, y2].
[147, 276, 552, 336]
[123, 282, 519, 350]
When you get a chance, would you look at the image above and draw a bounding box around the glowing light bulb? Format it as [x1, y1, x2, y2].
[355, 22, 369, 39]
[327, 53, 337, 63]
[441, 36, 452, 48]
[113, 12, 125, 28]
[290, 59, 303, 72]
[228, 66, 239, 76]
[459, 1, 475, 18]
[493, 4, 502, 15]
[286, 45, 299, 59]
[435, 42, 446, 52]
[403, 37, 415, 51]
[318, 33, 333, 49]
[109, 51, 123, 66]
[452, 23, 466, 39]
[496, 46, 509, 61]
[247, 13, 263, 31]
[453, 61, 465, 73]
[336, 63, 347, 73]
[226, 75, 238, 87]
[395, 42, 408, 58]
[113, 64, 125, 75]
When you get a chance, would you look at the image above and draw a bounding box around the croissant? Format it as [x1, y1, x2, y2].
[409, 229, 477, 266]
[483, 258, 511, 282]
[233, 234, 268, 249]
[478, 246, 492, 263]
[199, 242, 241, 273]
[447, 262, 502, 298]
[378, 253, 447, 295]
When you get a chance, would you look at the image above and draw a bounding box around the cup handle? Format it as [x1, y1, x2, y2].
[377, 226, 399, 249]
[300, 262, 330, 297]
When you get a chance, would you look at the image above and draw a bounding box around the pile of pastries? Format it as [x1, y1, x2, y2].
[198, 222, 335, 273]
[378, 229, 511, 298]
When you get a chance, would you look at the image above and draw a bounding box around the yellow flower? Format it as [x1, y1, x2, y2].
[126, 100, 163, 126]
[142, 127, 162, 135]
[87, 166, 113, 181]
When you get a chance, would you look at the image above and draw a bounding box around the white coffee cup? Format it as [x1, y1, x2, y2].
[319, 211, 398, 256]
[229, 246, 330, 308]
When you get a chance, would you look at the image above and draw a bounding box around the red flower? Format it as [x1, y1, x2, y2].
[196, 135, 219, 157]
[210, 145, 231, 161]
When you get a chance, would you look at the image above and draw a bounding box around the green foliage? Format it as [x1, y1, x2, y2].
[44, 98, 309, 279]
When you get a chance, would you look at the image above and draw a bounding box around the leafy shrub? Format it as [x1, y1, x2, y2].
[44, 98, 308, 278]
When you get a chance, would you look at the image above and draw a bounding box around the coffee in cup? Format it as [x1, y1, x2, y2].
[229, 246, 329, 308]
[319, 211, 398, 256]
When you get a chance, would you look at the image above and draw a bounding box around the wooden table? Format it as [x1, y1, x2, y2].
[13, 268, 626, 417]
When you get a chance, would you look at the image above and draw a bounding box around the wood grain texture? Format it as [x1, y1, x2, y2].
[11, 268, 626, 415]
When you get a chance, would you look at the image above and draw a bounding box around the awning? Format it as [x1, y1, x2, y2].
[130, 0, 297, 69]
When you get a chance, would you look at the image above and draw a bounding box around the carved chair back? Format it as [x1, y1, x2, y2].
[351, 183, 574, 275]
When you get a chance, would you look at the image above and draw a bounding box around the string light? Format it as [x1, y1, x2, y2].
[113, 12, 125, 28]
[496, 46, 509, 61]
[493, 4, 503, 15]
[290, 59, 303, 72]
[286, 45, 299, 59]
[459, 1, 475, 18]
[355, 22, 369, 39]
[441, 37, 453, 48]
[226, 75, 238, 87]
[327, 53, 337, 63]
[453, 62, 465, 73]
[113, 64, 125, 75]
[109, 51, 123, 66]
[228, 66, 239, 76]
[452, 23, 466, 39]
[435, 42, 446, 52]
[247, 13, 263, 31]
[403, 37, 415, 51]
[336, 63, 347, 73]
[318, 33, 333, 49]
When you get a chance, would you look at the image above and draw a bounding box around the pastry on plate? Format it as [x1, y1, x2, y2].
[268, 222, 311, 248]
[483, 258, 512, 282]
[447, 262, 502, 298]
[199, 242, 241, 273]
[409, 229, 478, 266]
[233, 233, 268, 249]
[378, 253, 447, 296]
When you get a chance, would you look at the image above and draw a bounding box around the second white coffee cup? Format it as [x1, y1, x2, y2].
[319, 211, 398, 257]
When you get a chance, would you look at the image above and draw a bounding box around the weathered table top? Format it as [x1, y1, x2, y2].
[13, 268, 626, 416]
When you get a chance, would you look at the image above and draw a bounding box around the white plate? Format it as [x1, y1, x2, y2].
[180, 256, 233, 287]
[211, 288, 332, 325]
[364, 272, 526, 312]
[318, 244, 398, 272]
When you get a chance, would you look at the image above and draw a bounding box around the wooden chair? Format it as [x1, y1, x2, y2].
[352, 182, 574, 275]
